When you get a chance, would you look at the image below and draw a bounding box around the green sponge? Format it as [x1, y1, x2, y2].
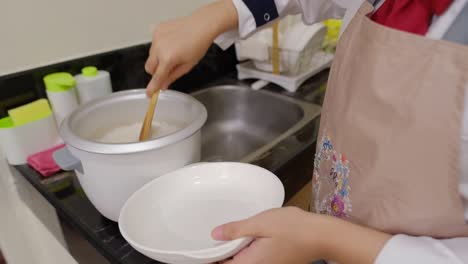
[8, 99, 53, 127]
[0, 117, 13, 129]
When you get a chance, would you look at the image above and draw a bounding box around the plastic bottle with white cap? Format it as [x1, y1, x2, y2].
[75, 66, 113, 104]
[43, 72, 79, 127]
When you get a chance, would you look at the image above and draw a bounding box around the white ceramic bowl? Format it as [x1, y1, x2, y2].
[118, 162, 285, 264]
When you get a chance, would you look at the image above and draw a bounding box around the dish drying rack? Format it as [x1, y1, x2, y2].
[237, 51, 334, 93]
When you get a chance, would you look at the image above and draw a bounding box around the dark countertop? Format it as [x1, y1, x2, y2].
[14, 70, 329, 264]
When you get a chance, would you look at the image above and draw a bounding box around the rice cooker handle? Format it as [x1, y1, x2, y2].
[53, 147, 84, 174]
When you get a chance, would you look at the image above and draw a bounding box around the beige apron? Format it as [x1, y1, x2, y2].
[312, 2, 468, 238]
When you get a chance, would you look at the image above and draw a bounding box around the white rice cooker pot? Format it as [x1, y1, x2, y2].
[54, 89, 207, 221]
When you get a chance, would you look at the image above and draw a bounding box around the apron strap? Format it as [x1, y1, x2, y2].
[443, 0, 468, 44]
[427, 0, 468, 41]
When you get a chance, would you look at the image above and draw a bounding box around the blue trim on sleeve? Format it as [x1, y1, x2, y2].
[242, 0, 279, 27]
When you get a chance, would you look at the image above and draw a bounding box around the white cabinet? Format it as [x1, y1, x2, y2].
[0, 152, 77, 264]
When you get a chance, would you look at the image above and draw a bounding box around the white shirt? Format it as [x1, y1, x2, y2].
[215, 0, 468, 263]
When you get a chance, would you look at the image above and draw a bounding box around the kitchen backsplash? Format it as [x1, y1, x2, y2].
[0, 44, 237, 118]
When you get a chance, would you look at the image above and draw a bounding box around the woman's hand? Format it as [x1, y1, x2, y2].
[212, 207, 391, 264]
[145, 0, 238, 96]
[212, 207, 325, 264]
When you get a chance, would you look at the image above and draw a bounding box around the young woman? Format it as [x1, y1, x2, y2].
[145, 0, 468, 263]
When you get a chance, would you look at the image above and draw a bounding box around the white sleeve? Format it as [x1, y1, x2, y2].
[214, 0, 346, 50]
[375, 235, 468, 264]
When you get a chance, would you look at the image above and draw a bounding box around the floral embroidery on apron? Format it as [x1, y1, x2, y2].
[313, 136, 352, 218]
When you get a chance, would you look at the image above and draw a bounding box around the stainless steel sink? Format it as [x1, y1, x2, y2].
[192, 85, 321, 163]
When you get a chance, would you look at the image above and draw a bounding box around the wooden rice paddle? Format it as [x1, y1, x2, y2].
[139, 90, 161, 141]
[272, 21, 280, 75]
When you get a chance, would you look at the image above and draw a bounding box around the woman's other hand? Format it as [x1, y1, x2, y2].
[145, 0, 238, 96]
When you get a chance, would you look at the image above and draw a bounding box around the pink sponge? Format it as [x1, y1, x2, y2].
[27, 144, 65, 177]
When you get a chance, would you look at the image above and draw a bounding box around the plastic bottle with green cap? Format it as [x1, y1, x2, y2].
[43, 72, 79, 126]
[74, 66, 112, 104]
